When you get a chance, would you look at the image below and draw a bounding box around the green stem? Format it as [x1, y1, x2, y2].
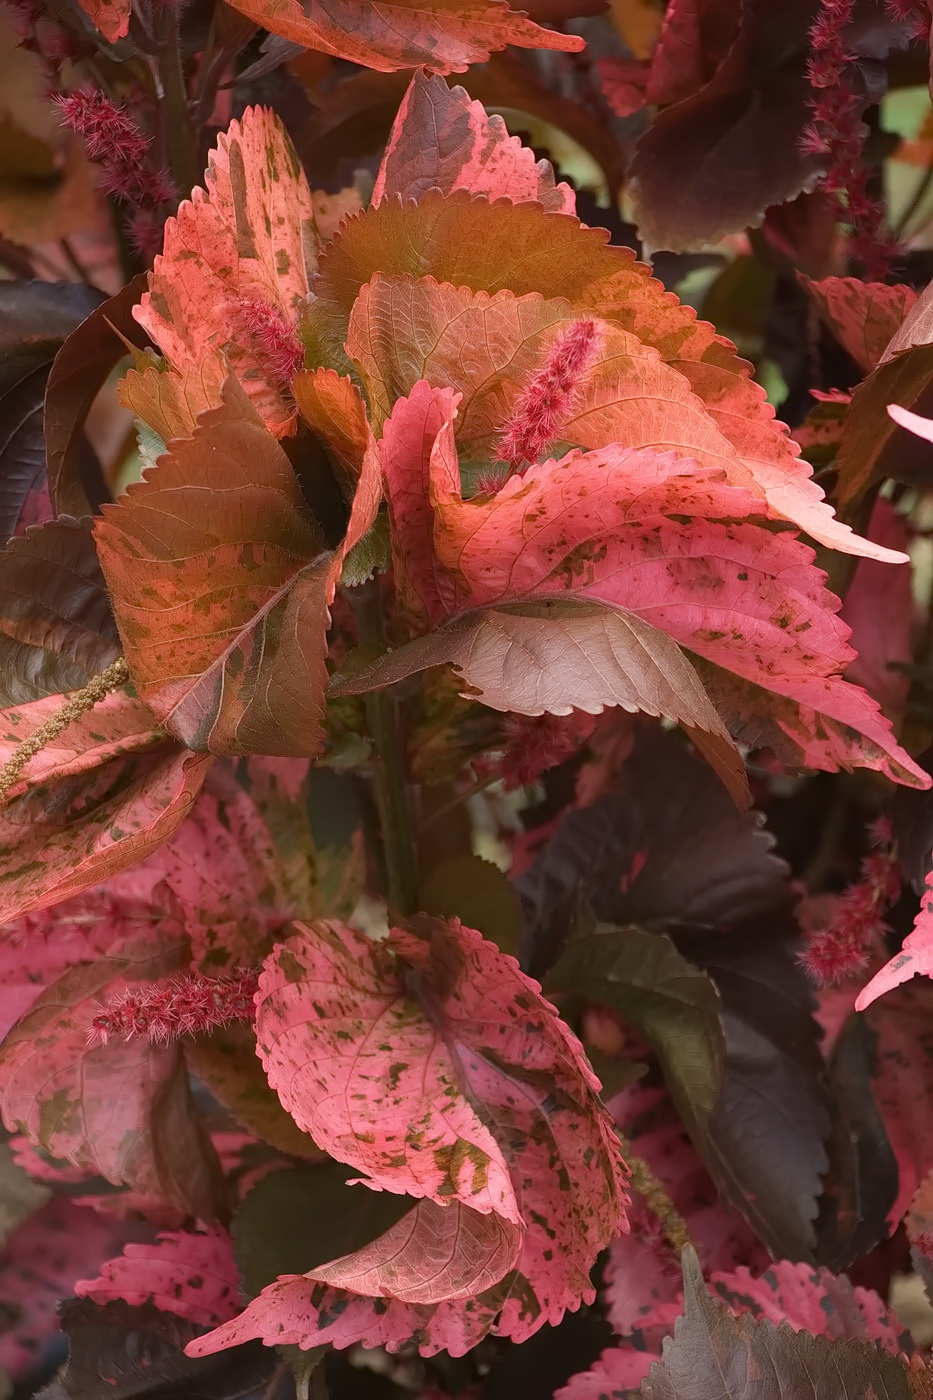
[157, 9, 198, 197]
[353, 585, 419, 917]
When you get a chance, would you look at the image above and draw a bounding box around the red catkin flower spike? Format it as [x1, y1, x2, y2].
[497, 319, 599, 469]
[803, 0, 899, 279]
[501, 711, 599, 790]
[89, 968, 260, 1047]
[237, 296, 305, 391]
[801, 817, 902, 986]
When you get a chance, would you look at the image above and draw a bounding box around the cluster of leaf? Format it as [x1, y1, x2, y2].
[5, 0, 933, 1397]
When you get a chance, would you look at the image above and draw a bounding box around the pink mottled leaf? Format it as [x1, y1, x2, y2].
[191, 915, 628, 1356]
[75, 1227, 240, 1326]
[373, 380, 925, 789]
[306, 1199, 523, 1304]
[859, 982, 933, 1228]
[0, 928, 225, 1220]
[0, 690, 161, 800]
[805, 277, 918, 375]
[218, 0, 583, 74]
[372, 71, 575, 213]
[0, 1197, 148, 1380]
[135, 108, 317, 438]
[840, 500, 913, 715]
[0, 746, 211, 923]
[856, 876, 933, 1009]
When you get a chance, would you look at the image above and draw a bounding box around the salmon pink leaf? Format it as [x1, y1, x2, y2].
[0, 929, 226, 1220]
[374, 380, 924, 790]
[75, 1228, 240, 1327]
[0, 691, 161, 800]
[856, 878, 933, 1008]
[804, 277, 918, 375]
[217, 0, 583, 74]
[135, 109, 317, 438]
[0, 746, 211, 923]
[372, 71, 574, 213]
[304, 1198, 523, 1304]
[94, 376, 380, 757]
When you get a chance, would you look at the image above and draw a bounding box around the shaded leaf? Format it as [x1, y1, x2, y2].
[44, 274, 149, 518]
[0, 745, 211, 922]
[519, 727, 829, 1260]
[815, 1012, 898, 1271]
[418, 854, 523, 958]
[638, 1246, 920, 1400]
[220, 0, 583, 72]
[232, 1160, 413, 1298]
[840, 499, 913, 715]
[44, 1297, 294, 1400]
[135, 108, 316, 439]
[75, 1228, 240, 1327]
[628, 1, 820, 252]
[372, 70, 574, 212]
[332, 600, 746, 807]
[186, 1024, 322, 1158]
[0, 281, 105, 389]
[0, 929, 226, 1220]
[0, 517, 119, 705]
[0, 362, 52, 540]
[547, 926, 724, 1123]
[833, 343, 933, 510]
[0, 1197, 147, 1383]
[95, 376, 380, 757]
[804, 277, 918, 375]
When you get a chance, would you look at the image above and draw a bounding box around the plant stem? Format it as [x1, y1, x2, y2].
[156, 7, 198, 197]
[352, 584, 419, 917]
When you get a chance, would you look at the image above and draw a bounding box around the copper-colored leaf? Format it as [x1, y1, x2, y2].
[372, 70, 574, 212]
[317, 191, 899, 559]
[219, 0, 583, 73]
[804, 276, 918, 376]
[95, 376, 380, 756]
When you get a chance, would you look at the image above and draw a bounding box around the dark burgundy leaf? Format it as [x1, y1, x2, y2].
[0, 517, 119, 706]
[815, 1013, 899, 1271]
[519, 727, 829, 1260]
[0, 281, 104, 539]
[44, 273, 150, 518]
[37, 1297, 295, 1400]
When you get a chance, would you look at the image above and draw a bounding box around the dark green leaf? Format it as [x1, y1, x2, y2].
[419, 853, 523, 958]
[638, 1247, 919, 1399]
[233, 1160, 413, 1298]
[547, 925, 724, 1122]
